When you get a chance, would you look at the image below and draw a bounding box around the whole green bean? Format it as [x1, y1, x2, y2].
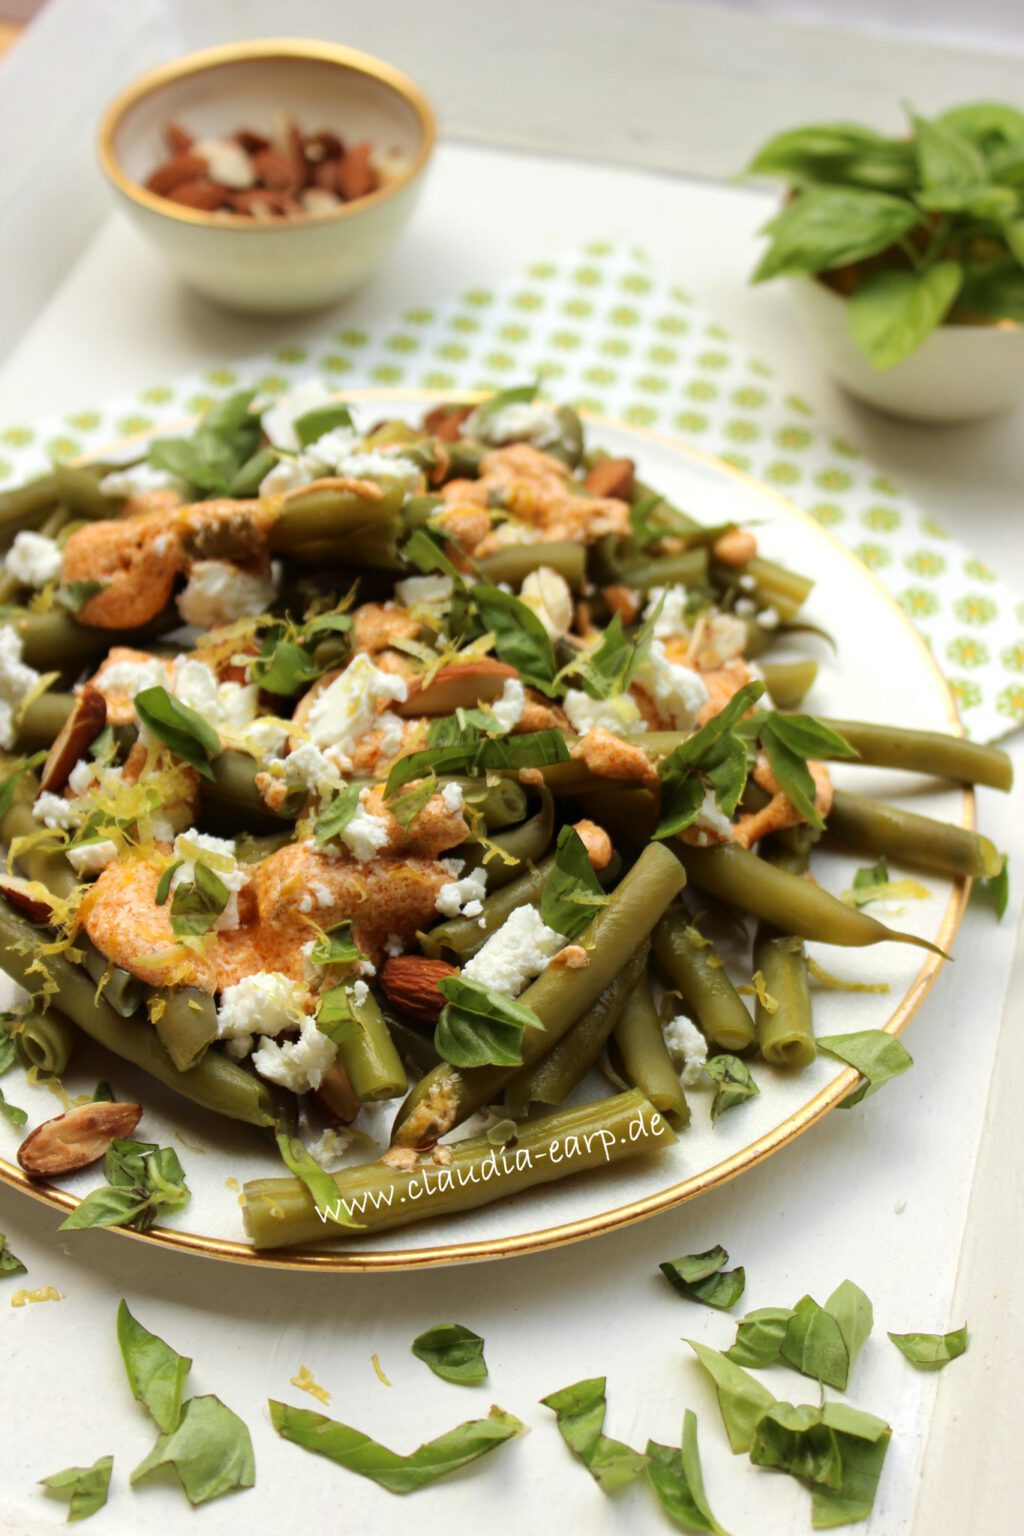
[203, 750, 307, 833]
[12, 691, 74, 751]
[152, 986, 218, 1072]
[475, 540, 587, 591]
[234, 830, 294, 865]
[52, 462, 116, 520]
[270, 483, 405, 568]
[420, 854, 555, 962]
[0, 897, 277, 1126]
[15, 605, 179, 670]
[810, 719, 1012, 791]
[335, 987, 407, 1103]
[760, 658, 819, 710]
[449, 775, 528, 830]
[825, 788, 1002, 880]
[0, 472, 60, 538]
[10, 1006, 76, 1076]
[401, 494, 443, 530]
[1, 786, 78, 901]
[77, 936, 145, 1018]
[616, 548, 709, 593]
[469, 787, 554, 889]
[392, 841, 686, 1147]
[653, 908, 756, 1054]
[244, 1088, 674, 1247]
[673, 842, 946, 952]
[714, 556, 814, 622]
[612, 972, 690, 1130]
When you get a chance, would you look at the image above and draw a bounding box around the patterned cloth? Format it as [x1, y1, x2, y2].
[1, 240, 1021, 740]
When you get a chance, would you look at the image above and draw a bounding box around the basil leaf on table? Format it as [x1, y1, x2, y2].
[435, 976, 543, 1069]
[40, 1454, 113, 1523]
[750, 1399, 892, 1529]
[817, 1030, 913, 1107]
[134, 686, 219, 780]
[752, 187, 920, 282]
[646, 1411, 733, 1536]
[269, 1398, 523, 1494]
[685, 1342, 776, 1455]
[169, 862, 230, 938]
[472, 585, 559, 695]
[847, 263, 963, 371]
[276, 1133, 362, 1230]
[117, 1300, 191, 1434]
[725, 1308, 796, 1369]
[0, 1230, 26, 1278]
[0, 1085, 27, 1128]
[411, 1323, 488, 1385]
[887, 1324, 968, 1370]
[540, 825, 608, 942]
[704, 1055, 760, 1124]
[780, 1297, 855, 1392]
[131, 1394, 255, 1505]
[540, 1376, 648, 1491]
[660, 1246, 746, 1311]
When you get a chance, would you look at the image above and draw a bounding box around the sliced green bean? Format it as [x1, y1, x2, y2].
[244, 1088, 673, 1247]
[335, 987, 406, 1103]
[443, 440, 487, 479]
[203, 751, 307, 833]
[15, 605, 178, 670]
[825, 789, 1002, 879]
[9, 1006, 76, 1076]
[753, 927, 815, 1069]
[760, 659, 819, 709]
[13, 691, 75, 751]
[401, 494, 443, 530]
[449, 775, 528, 830]
[420, 854, 555, 963]
[234, 830, 294, 865]
[653, 908, 756, 1054]
[52, 462, 116, 520]
[77, 936, 145, 1018]
[612, 972, 689, 1130]
[270, 483, 405, 569]
[616, 547, 709, 593]
[392, 841, 685, 1147]
[475, 540, 587, 591]
[716, 556, 813, 622]
[1, 785, 78, 901]
[152, 986, 218, 1072]
[810, 719, 1012, 791]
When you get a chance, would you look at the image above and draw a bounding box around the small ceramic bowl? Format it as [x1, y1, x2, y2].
[98, 38, 435, 315]
[789, 275, 1024, 424]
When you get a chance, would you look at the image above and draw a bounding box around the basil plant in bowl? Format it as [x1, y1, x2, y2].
[747, 103, 1024, 422]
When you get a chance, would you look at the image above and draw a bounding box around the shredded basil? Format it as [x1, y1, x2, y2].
[435, 975, 544, 1069]
[660, 1247, 747, 1310]
[540, 1376, 648, 1492]
[411, 1323, 488, 1386]
[134, 687, 220, 780]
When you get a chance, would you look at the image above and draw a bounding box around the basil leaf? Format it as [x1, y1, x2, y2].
[540, 825, 607, 942]
[316, 986, 362, 1046]
[155, 860, 183, 906]
[959, 259, 1024, 322]
[134, 686, 219, 780]
[435, 976, 543, 1069]
[540, 1377, 648, 1492]
[887, 1325, 968, 1370]
[817, 1029, 913, 1107]
[227, 445, 278, 498]
[685, 1341, 776, 1455]
[309, 920, 365, 968]
[143, 1146, 189, 1220]
[660, 1246, 746, 1311]
[402, 524, 465, 582]
[655, 679, 764, 838]
[704, 1055, 760, 1124]
[131, 1394, 255, 1505]
[0, 1085, 27, 1128]
[852, 858, 889, 895]
[826, 1279, 874, 1377]
[148, 389, 261, 500]
[276, 1132, 361, 1228]
[913, 112, 987, 192]
[40, 1454, 113, 1522]
[59, 1186, 151, 1231]
[847, 262, 963, 371]
[760, 712, 857, 762]
[0, 1230, 26, 1278]
[0, 1021, 16, 1077]
[269, 1398, 524, 1493]
[60, 1140, 190, 1232]
[0, 750, 46, 820]
[759, 724, 824, 829]
[55, 580, 105, 614]
[939, 102, 1024, 151]
[471, 382, 537, 422]
[978, 856, 1009, 921]
[750, 1400, 892, 1528]
[386, 729, 569, 797]
[293, 401, 353, 446]
[779, 1296, 852, 1391]
[472, 585, 558, 694]
[725, 1307, 795, 1369]
[92, 1080, 114, 1102]
[254, 638, 320, 696]
[411, 1323, 487, 1386]
[313, 783, 362, 845]
[117, 1299, 192, 1434]
[388, 776, 436, 833]
[169, 862, 230, 938]
[104, 1136, 154, 1188]
[574, 613, 632, 699]
[753, 187, 920, 282]
[646, 1411, 732, 1536]
[746, 123, 917, 192]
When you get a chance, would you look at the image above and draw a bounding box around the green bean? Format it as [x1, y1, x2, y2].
[402, 494, 443, 530]
[475, 540, 587, 591]
[750, 839, 815, 1069]
[379, 1004, 442, 1076]
[629, 475, 700, 534]
[420, 854, 555, 962]
[0, 897, 277, 1126]
[52, 462, 116, 520]
[760, 658, 819, 709]
[673, 841, 945, 952]
[392, 841, 685, 1147]
[809, 719, 1013, 791]
[715, 556, 814, 622]
[516, 942, 650, 1108]
[653, 908, 756, 1054]
[0, 785, 78, 901]
[13, 691, 75, 750]
[825, 789, 1002, 880]
[616, 548, 709, 593]
[270, 483, 405, 569]
[77, 936, 145, 1018]
[0, 472, 60, 537]
[15, 604, 179, 671]
[151, 986, 218, 1072]
[335, 987, 407, 1103]
[465, 787, 554, 889]
[202, 750, 307, 833]
[612, 972, 690, 1130]
[9, 1006, 76, 1076]
[309, 633, 350, 673]
[244, 1087, 673, 1247]
[547, 406, 585, 469]
[449, 775, 529, 830]
[234, 830, 294, 865]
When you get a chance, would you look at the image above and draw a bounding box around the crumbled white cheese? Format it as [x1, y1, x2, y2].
[631, 640, 709, 730]
[258, 418, 421, 496]
[338, 788, 391, 862]
[0, 626, 41, 751]
[216, 970, 308, 1040]
[171, 830, 248, 931]
[435, 863, 487, 919]
[757, 606, 780, 630]
[663, 1015, 709, 1086]
[242, 716, 290, 761]
[562, 688, 647, 737]
[303, 1126, 353, 1170]
[176, 560, 277, 629]
[167, 656, 259, 735]
[394, 573, 454, 609]
[692, 788, 733, 845]
[193, 137, 255, 189]
[275, 740, 342, 794]
[738, 572, 757, 592]
[465, 400, 562, 448]
[520, 566, 573, 640]
[251, 1016, 337, 1093]
[462, 905, 567, 998]
[99, 461, 181, 500]
[67, 758, 99, 797]
[306, 654, 407, 769]
[489, 676, 525, 734]
[4, 531, 62, 588]
[32, 791, 82, 830]
[261, 380, 338, 451]
[441, 781, 464, 813]
[373, 711, 406, 761]
[644, 584, 690, 641]
[704, 613, 748, 665]
[351, 979, 370, 1008]
[384, 933, 404, 957]
[66, 839, 118, 875]
[734, 597, 756, 617]
[93, 653, 167, 698]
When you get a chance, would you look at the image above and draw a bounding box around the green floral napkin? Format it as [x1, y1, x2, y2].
[1, 240, 1020, 739]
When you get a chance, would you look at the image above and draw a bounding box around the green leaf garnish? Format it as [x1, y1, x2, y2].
[59, 1138, 190, 1233]
[817, 1029, 913, 1106]
[725, 1308, 796, 1369]
[755, 712, 856, 830]
[685, 1341, 777, 1455]
[385, 728, 569, 798]
[253, 638, 321, 696]
[268, 1399, 524, 1493]
[0, 1020, 16, 1077]
[308, 920, 365, 968]
[978, 855, 1009, 921]
[471, 585, 559, 695]
[134, 686, 220, 780]
[388, 776, 436, 833]
[312, 783, 362, 846]
[117, 1300, 192, 1433]
[147, 389, 262, 501]
[749, 1399, 891, 1528]
[154, 860, 183, 906]
[540, 1377, 648, 1492]
[276, 1133, 361, 1228]
[887, 1324, 968, 1370]
[293, 401, 353, 446]
[0, 1085, 27, 1128]
[0, 1230, 26, 1278]
[539, 825, 607, 942]
[655, 680, 765, 839]
[54, 580, 106, 614]
[411, 1324, 488, 1386]
[660, 1247, 746, 1310]
[435, 976, 543, 1069]
[704, 1054, 760, 1124]
[0, 750, 46, 820]
[169, 862, 230, 938]
[92, 1080, 114, 1101]
[646, 1411, 733, 1536]
[315, 986, 362, 1046]
[40, 1454, 113, 1523]
[722, 1280, 872, 1390]
[131, 1394, 255, 1505]
[571, 613, 632, 700]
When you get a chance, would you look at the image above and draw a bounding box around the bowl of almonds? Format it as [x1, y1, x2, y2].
[97, 38, 436, 314]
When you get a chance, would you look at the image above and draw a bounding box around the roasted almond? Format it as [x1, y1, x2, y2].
[584, 456, 635, 500]
[39, 684, 107, 796]
[337, 141, 375, 201]
[146, 151, 209, 196]
[253, 146, 301, 192]
[423, 403, 474, 442]
[18, 1101, 142, 1178]
[395, 659, 519, 719]
[167, 178, 228, 211]
[380, 956, 458, 1026]
[234, 127, 272, 154]
[0, 873, 55, 925]
[165, 120, 195, 154]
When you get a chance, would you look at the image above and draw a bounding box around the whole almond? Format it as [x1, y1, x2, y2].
[165, 120, 194, 154]
[337, 142, 375, 201]
[235, 128, 271, 154]
[584, 456, 635, 500]
[310, 158, 340, 193]
[0, 872, 55, 925]
[39, 684, 107, 795]
[167, 178, 228, 211]
[146, 151, 209, 196]
[18, 1101, 142, 1178]
[380, 956, 458, 1026]
[423, 402, 474, 442]
[253, 146, 301, 192]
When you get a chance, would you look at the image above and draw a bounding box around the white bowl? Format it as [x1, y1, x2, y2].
[789, 274, 1024, 424]
[97, 39, 435, 315]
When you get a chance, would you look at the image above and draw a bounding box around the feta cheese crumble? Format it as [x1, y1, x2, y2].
[216, 970, 309, 1041]
[631, 639, 709, 730]
[440, 780, 464, 813]
[4, 531, 62, 588]
[66, 839, 118, 876]
[562, 688, 647, 737]
[394, 573, 454, 609]
[435, 859, 487, 919]
[98, 461, 182, 501]
[464, 400, 563, 448]
[0, 627, 42, 751]
[520, 567, 573, 640]
[462, 905, 567, 998]
[32, 792, 82, 831]
[644, 584, 690, 641]
[306, 654, 407, 769]
[251, 1017, 337, 1093]
[274, 740, 343, 794]
[489, 676, 525, 734]
[338, 788, 391, 862]
[663, 1015, 709, 1086]
[176, 560, 277, 629]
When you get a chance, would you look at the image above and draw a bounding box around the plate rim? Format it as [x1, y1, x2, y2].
[0, 389, 972, 1270]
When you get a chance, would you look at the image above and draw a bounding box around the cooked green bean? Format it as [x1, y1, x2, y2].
[0, 472, 60, 537]
[612, 972, 690, 1130]
[270, 483, 405, 569]
[475, 540, 587, 591]
[616, 548, 709, 593]
[449, 775, 529, 830]
[392, 841, 685, 1147]
[77, 936, 145, 1018]
[715, 556, 814, 622]
[653, 908, 756, 1054]
[335, 986, 406, 1103]
[9, 1006, 76, 1076]
[52, 462, 116, 520]
[810, 719, 1013, 791]
[515, 942, 649, 1108]
[380, 1004, 442, 1076]
[421, 854, 555, 962]
[457, 787, 554, 890]
[234, 830, 293, 865]
[12, 691, 75, 750]
[753, 927, 815, 1069]
[673, 842, 945, 952]
[444, 440, 487, 478]
[15, 605, 179, 670]
[401, 494, 443, 530]
[244, 1088, 674, 1247]
[760, 658, 819, 709]
[825, 789, 1002, 879]
[1, 784, 78, 901]
[152, 986, 218, 1072]
[203, 751, 307, 833]
[0, 897, 277, 1126]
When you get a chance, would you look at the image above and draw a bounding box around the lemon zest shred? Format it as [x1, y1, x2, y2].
[291, 1365, 332, 1406]
[807, 957, 891, 995]
[370, 1353, 393, 1387]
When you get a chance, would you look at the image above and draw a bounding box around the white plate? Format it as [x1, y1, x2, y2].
[0, 396, 969, 1270]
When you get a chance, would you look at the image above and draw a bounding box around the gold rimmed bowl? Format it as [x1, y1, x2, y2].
[97, 39, 436, 314]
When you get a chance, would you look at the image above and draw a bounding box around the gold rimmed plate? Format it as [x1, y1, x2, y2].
[0, 394, 970, 1270]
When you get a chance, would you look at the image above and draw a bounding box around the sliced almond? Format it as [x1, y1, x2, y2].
[584, 457, 635, 500]
[0, 873, 56, 925]
[17, 1101, 142, 1178]
[380, 956, 458, 1026]
[39, 684, 107, 796]
[395, 659, 518, 719]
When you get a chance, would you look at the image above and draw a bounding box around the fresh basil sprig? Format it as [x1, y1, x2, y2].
[134, 686, 220, 780]
[59, 1139, 190, 1233]
[40, 1455, 113, 1522]
[411, 1323, 488, 1386]
[539, 825, 607, 941]
[887, 1324, 968, 1370]
[749, 711, 857, 830]
[0, 750, 46, 820]
[540, 1377, 648, 1492]
[147, 389, 266, 500]
[704, 1055, 760, 1124]
[646, 1411, 732, 1536]
[385, 728, 569, 799]
[660, 1246, 746, 1311]
[655, 680, 765, 839]
[169, 863, 230, 939]
[435, 976, 543, 1069]
[293, 401, 353, 446]
[470, 585, 559, 695]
